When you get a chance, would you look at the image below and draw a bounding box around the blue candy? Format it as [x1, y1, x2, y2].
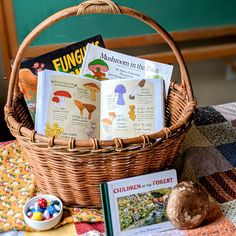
[31, 207, 44, 213]
[46, 205, 57, 215]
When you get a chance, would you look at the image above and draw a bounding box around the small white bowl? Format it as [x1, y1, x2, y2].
[23, 194, 63, 231]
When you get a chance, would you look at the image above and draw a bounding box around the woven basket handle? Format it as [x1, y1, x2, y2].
[6, 0, 194, 108]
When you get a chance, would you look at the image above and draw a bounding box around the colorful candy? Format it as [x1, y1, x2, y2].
[43, 210, 50, 219]
[38, 198, 48, 209]
[26, 197, 61, 221]
[32, 212, 43, 221]
[46, 205, 57, 215]
[54, 204, 61, 212]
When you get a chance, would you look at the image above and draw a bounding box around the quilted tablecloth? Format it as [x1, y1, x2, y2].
[0, 101, 236, 235]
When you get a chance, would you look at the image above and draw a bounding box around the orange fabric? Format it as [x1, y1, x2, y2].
[0, 141, 103, 232]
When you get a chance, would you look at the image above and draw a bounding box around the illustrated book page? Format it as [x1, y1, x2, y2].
[19, 35, 105, 122]
[35, 71, 164, 140]
[80, 43, 173, 98]
[100, 78, 164, 140]
[100, 169, 177, 236]
[35, 69, 101, 140]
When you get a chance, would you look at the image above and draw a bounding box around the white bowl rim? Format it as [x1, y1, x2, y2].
[23, 194, 63, 223]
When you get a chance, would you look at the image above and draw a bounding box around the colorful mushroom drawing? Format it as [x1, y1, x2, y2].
[129, 79, 146, 100]
[108, 112, 116, 121]
[102, 118, 112, 133]
[114, 84, 126, 105]
[52, 96, 60, 108]
[128, 105, 136, 121]
[18, 68, 37, 100]
[83, 103, 96, 119]
[74, 99, 85, 116]
[53, 90, 71, 108]
[83, 82, 100, 101]
[87, 59, 109, 80]
[45, 122, 64, 138]
[32, 62, 45, 74]
[102, 111, 116, 134]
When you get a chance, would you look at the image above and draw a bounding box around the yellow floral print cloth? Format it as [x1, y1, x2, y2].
[0, 141, 103, 232]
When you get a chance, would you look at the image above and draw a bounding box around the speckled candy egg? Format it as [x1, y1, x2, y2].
[37, 198, 47, 209]
[47, 205, 57, 215]
[166, 181, 210, 229]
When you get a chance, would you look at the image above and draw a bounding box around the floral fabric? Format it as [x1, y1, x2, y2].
[0, 142, 103, 232]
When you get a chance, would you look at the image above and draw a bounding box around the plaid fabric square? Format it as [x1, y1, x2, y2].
[180, 125, 213, 153]
[214, 102, 236, 121]
[217, 142, 236, 167]
[182, 146, 232, 177]
[197, 122, 236, 146]
[199, 169, 236, 203]
[194, 106, 227, 126]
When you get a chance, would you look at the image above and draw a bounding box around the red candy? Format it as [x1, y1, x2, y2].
[37, 198, 47, 209]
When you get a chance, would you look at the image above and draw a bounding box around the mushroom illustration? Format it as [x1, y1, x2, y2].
[88, 59, 109, 79]
[83, 103, 96, 119]
[108, 112, 116, 121]
[129, 79, 146, 100]
[32, 62, 45, 74]
[83, 83, 100, 101]
[53, 90, 71, 107]
[114, 84, 126, 105]
[74, 99, 85, 116]
[102, 118, 112, 133]
[128, 105, 136, 121]
[52, 96, 60, 108]
[18, 68, 37, 100]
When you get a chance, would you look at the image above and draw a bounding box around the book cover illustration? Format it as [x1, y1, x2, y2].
[35, 70, 164, 140]
[80, 43, 173, 97]
[18, 35, 105, 122]
[100, 169, 177, 236]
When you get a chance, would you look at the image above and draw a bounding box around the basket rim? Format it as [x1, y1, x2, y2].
[5, 83, 196, 149]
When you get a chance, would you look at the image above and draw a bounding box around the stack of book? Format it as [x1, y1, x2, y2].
[19, 35, 173, 141]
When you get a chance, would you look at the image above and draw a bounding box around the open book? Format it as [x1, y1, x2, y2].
[35, 69, 164, 140]
[80, 43, 173, 98]
[100, 169, 177, 236]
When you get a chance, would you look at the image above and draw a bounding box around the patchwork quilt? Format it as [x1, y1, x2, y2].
[0, 102, 236, 235]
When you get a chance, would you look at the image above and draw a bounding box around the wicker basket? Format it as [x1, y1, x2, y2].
[4, 0, 196, 208]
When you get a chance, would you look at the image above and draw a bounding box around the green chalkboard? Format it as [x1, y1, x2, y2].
[13, 0, 236, 46]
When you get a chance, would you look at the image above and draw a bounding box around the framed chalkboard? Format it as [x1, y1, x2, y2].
[13, 0, 236, 46]
[1, 0, 236, 79]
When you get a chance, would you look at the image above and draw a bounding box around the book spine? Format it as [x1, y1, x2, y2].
[35, 71, 45, 133]
[100, 183, 114, 236]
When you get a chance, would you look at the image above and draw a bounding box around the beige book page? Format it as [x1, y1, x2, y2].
[44, 74, 101, 139]
[100, 79, 164, 140]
